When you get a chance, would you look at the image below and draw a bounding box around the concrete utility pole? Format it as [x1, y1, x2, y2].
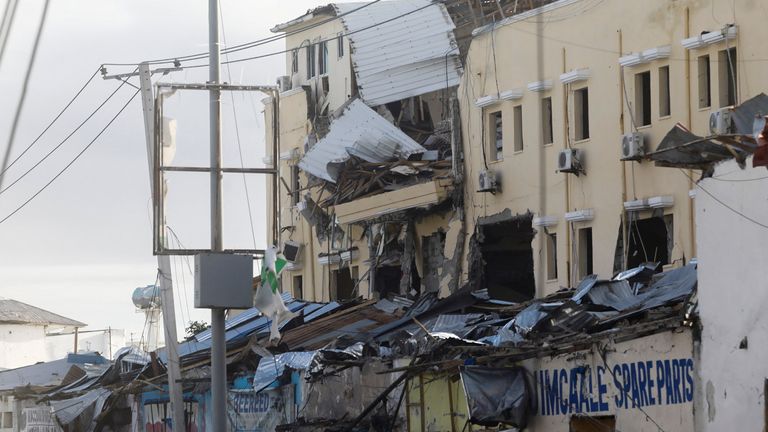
[209, 0, 228, 429]
[138, 62, 185, 431]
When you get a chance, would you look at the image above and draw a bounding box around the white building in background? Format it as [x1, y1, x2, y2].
[0, 298, 85, 370]
[46, 328, 125, 361]
[694, 155, 768, 431]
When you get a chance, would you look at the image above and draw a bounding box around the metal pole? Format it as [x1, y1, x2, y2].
[138, 62, 185, 432]
[209, 0, 227, 430]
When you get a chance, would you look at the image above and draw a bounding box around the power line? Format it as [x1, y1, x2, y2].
[0, 67, 101, 179]
[679, 169, 768, 230]
[0, 0, 19, 70]
[101, 0, 383, 68]
[0, 0, 51, 191]
[0, 75, 131, 196]
[0, 88, 140, 226]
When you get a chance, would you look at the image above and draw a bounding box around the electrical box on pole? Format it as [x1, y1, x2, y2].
[194, 253, 253, 308]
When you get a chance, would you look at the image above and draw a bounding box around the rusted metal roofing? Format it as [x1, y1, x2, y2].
[298, 99, 425, 182]
[334, 0, 461, 106]
[0, 298, 85, 327]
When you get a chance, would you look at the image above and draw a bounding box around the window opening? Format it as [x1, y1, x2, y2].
[635, 71, 651, 126]
[718, 47, 737, 107]
[698, 55, 711, 108]
[659, 65, 670, 117]
[542, 96, 554, 144]
[513, 105, 524, 152]
[574, 87, 590, 140]
[578, 227, 593, 278]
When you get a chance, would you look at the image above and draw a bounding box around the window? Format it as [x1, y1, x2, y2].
[546, 233, 558, 280]
[306, 44, 316, 79]
[318, 41, 328, 75]
[698, 54, 711, 108]
[574, 87, 590, 140]
[578, 227, 593, 278]
[293, 275, 303, 299]
[513, 105, 524, 152]
[489, 111, 503, 160]
[337, 33, 344, 58]
[290, 165, 300, 206]
[659, 65, 671, 117]
[291, 49, 298, 74]
[627, 215, 672, 269]
[635, 71, 651, 126]
[331, 268, 355, 300]
[541, 97, 553, 145]
[718, 47, 737, 107]
[2, 412, 11, 428]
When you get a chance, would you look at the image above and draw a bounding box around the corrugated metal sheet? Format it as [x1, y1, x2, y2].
[298, 99, 426, 182]
[334, 0, 461, 106]
[0, 298, 85, 327]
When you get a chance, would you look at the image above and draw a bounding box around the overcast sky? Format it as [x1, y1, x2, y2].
[0, 0, 348, 344]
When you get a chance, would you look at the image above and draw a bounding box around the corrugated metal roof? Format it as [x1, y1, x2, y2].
[334, 0, 461, 106]
[298, 99, 426, 182]
[0, 298, 85, 327]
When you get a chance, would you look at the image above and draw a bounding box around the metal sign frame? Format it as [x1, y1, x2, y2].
[152, 82, 278, 256]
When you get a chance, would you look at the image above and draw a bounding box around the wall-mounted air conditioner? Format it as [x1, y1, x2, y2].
[277, 75, 292, 93]
[709, 107, 733, 135]
[282, 240, 303, 264]
[557, 149, 583, 174]
[478, 169, 499, 193]
[621, 132, 645, 161]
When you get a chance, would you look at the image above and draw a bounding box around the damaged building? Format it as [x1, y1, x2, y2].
[263, 0, 468, 303]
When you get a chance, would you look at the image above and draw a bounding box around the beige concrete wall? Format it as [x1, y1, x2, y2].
[458, 0, 768, 296]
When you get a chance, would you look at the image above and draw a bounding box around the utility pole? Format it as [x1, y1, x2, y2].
[209, 0, 228, 429]
[138, 62, 185, 432]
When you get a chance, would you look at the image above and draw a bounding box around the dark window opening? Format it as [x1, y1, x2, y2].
[306, 44, 316, 79]
[574, 87, 590, 140]
[318, 41, 328, 75]
[578, 227, 593, 278]
[719, 47, 737, 107]
[290, 165, 300, 206]
[627, 215, 672, 269]
[480, 216, 535, 302]
[293, 275, 303, 300]
[570, 415, 616, 432]
[635, 71, 651, 126]
[546, 232, 558, 280]
[291, 49, 298, 74]
[698, 55, 711, 108]
[542, 96, 554, 145]
[421, 232, 446, 293]
[513, 105, 524, 152]
[659, 65, 670, 117]
[489, 110, 503, 160]
[337, 33, 344, 58]
[330, 268, 355, 301]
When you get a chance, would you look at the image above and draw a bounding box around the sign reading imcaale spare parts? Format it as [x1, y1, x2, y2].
[536, 357, 694, 416]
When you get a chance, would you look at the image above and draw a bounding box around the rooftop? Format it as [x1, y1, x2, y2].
[0, 298, 86, 328]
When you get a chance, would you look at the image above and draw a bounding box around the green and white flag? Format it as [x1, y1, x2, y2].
[255, 246, 296, 341]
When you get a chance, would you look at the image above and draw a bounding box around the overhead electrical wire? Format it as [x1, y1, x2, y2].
[679, 169, 768, 230]
[0, 88, 140, 226]
[101, 0, 384, 68]
[0, 0, 52, 191]
[0, 0, 19, 69]
[0, 75, 131, 196]
[0, 66, 101, 179]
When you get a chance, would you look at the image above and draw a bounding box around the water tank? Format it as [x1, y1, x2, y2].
[132, 285, 162, 309]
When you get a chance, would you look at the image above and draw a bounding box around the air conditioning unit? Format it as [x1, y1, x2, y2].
[621, 132, 645, 161]
[709, 108, 733, 135]
[478, 169, 499, 193]
[557, 149, 583, 174]
[277, 75, 291, 93]
[282, 240, 303, 264]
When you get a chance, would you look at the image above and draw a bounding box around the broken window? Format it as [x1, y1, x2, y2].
[635, 71, 651, 126]
[542, 96, 554, 145]
[291, 49, 298, 74]
[578, 227, 594, 278]
[698, 54, 711, 108]
[318, 41, 328, 75]
[569, 415, 616, 432]
[574, 87, 590, 140]
[337, 33, 344, 58]
[546, 232, 558, 280]
[293, 275, 303, 300]
[330, 268, 355, 301]
[513, 105, 524, 152]
[421, 232, 446, 293]
[489, 110, 503, 160]
[306, 44, 316, 79]
[718, 47, 737, 107]
[290, 165, 300, 206]
[627, 215, 672, 269]
[659, 65, 671, 117]
[480, 216, 535, 302]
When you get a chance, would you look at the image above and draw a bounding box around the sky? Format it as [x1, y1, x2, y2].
[0, 0, 350, 344]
